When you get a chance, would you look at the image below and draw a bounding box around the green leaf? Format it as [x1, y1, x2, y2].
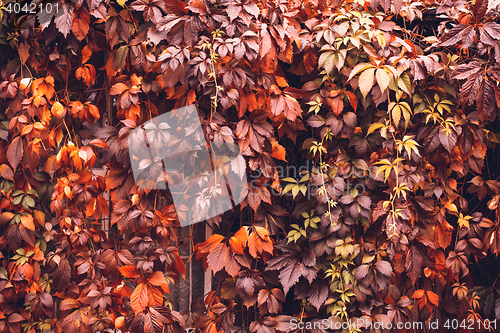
[398, 73, 411, 94]
[113, 45, 128, 71]
[23, 196, 35, 208]
[13, 195, 23, 205]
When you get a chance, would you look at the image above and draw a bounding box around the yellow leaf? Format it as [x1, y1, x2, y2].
[444, 201, 458, 213]
[358, 67, 375, 99]
[457, 213, 472, 229]
[367, 122, 385, 136]
[347, 63, 375, 81]
[391, 104, 401, 127]
[117, 0, 127, 6]
[375, 68, 392, 93]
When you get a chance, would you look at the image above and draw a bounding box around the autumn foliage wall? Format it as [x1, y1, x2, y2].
[2, 0, 500, 332]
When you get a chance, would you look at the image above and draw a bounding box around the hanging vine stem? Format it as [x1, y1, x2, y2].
[317, 137, 338, 226]
[202, 29, 224, 123]
[200, 29, 225, 202]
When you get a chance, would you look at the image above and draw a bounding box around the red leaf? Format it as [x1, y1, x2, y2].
[225, 255, 241, 278]
[405, 245, 423, 285]
[207, 243, 229, 273]
[52, 259, 71, 291]
[306, 279, 329, 312]
[105, 13, 130, 48]
[7, 136, 24, 170]
[0, 164, 14, 180]
[110, 83, 129, 95]
[8, 313, 25, 323]
[54, 3, 74, 37]
[105, 163, 128, 191]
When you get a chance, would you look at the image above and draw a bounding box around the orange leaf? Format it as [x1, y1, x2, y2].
[412, 289, 425, 299]
[194, 234, 225, 254]
[427, 290, 439, 306]
[275, 76, 289, 87]
[33, 210, 45, 227]
[21, 214, 35, 231]
[234, 226, 249, 246]
[119, 265, 142, 278]
[82, 45, 92, 64]
[247, 232, 258, 258]
[168, 250, 186, 277]
[115, 316, 125, 329]
[71, 9, 90, 41]
[147, 285, 164, 307]
[51, 102, 66, 119]
[344, 91, 357, 111]
[269, 137, 287, 161]
[254, 226, 270, 240]
[130, 283, 148, 313]
[444, 201, 458, 213]
[18, 263, 34, 282]
[147, 271, 166, 287]
[229, 236, 245, 255]
[87, 104, 100, 119]
[187, 89, 196, 104]
[89, 139, 109, 149]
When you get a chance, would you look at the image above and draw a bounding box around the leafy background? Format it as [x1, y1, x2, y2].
[1, 0, 500, 332]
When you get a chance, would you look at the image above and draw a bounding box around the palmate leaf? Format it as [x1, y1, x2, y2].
[457, 68, 498, 122]
[318, 48, 347, 74]
[236, 269, 265, 298]
[265, 242, 317, 295]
